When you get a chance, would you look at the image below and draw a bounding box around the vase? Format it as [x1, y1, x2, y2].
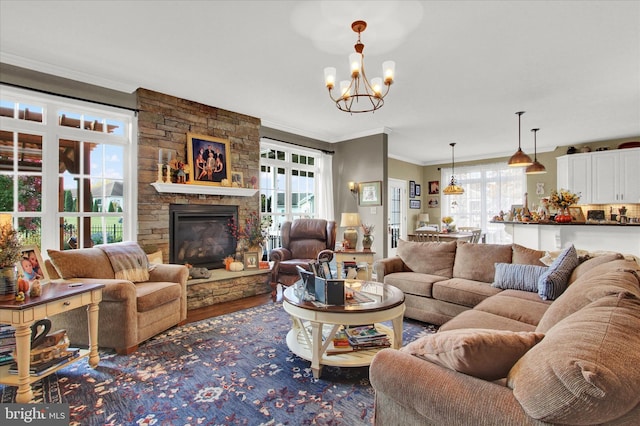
[0, 267, 17, 301]
[362, 234, 374, 250]
[555, 207, 573, 223]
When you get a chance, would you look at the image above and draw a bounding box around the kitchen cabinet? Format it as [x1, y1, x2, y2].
[557, 148, 640, 204]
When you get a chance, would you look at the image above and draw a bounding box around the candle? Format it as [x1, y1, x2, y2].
[158, 149, 163, 164]
[167, 150, 172, 163]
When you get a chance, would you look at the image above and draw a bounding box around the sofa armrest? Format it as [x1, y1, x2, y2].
[374, 257, 408, 283]
[370, 348, 535, 425]
[149, 263, 189, 286]
[51, 278, 137, 303]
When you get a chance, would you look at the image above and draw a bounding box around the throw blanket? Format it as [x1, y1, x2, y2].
[97, 241, 150, 282]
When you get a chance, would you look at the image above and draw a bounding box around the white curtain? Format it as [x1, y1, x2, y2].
[317, 152, 334, 221]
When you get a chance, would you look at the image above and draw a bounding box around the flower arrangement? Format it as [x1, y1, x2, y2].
[228, 212, 272, 248]
[442, 216, 454, 225]
[549, 189, 580, 210]
[0, 221, 22, 269]
[361, 223, 375, 235]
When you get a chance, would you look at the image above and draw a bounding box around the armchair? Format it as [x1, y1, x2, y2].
[269, 219, 336, 289]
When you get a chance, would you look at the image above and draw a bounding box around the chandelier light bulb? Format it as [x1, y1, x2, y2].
[349, 53, 361, 78]
[324, 67, 336, 89]
[383, 61, 395, 84]
[371, 77, 383, 97]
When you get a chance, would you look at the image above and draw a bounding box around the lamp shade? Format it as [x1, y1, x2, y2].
[418, 213, 430, 223]
[340, 212, 361, 228]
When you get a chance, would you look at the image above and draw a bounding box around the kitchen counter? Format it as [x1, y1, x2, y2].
[493, 221, 640, 257]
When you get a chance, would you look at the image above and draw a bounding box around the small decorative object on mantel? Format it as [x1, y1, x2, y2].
[549, 189, 580, 223]
[442, 216, 456, 233]
[361, 223, 375, 251]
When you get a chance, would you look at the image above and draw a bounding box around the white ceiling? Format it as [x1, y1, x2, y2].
[1, 1, 639, 165]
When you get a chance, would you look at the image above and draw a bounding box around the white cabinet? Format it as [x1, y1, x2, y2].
[557, 148, 640, 204]
[592, 148, 640, 203]
[556, 153, 592, 204]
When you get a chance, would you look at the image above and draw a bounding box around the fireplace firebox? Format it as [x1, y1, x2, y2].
[169, 204, 237, 269]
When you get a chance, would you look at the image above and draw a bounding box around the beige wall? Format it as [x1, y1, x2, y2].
[388, 158, 426, 231]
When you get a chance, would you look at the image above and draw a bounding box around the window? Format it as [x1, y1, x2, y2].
[260, 140, 320, 250]
[441, 163, 525, 243]
[0, 85, 136, 250]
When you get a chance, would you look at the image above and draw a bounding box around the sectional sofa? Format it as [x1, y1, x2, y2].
[370, 240, 640, 425]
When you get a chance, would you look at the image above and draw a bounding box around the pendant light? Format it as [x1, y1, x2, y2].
[443, 143, 464, 195]
[526, 128, 547, 174]
[507, 111, 533, 167]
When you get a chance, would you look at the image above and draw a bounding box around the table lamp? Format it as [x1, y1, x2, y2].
[340, 212, 361, 250]
[417, 213, 430, 229]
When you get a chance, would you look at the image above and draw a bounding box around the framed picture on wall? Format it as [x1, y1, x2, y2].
[428, 198, 439, 208]
[409, 180, 416, 198]
[415, 184, 421, 196]
[359, 181, 383, 206]
[409, 200, 421, 209]
[428, 181, 440, 194]
[186, 133, 231, 186]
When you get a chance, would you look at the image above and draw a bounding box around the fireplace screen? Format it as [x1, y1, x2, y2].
[169, 204, 237, 269]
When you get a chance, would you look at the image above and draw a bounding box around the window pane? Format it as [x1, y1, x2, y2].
[18, 176, 42, 212]
[19, 104, 43, 123]
[0, 175, 14, 211]
[17, 216, 41, 247]
[18, 133, 43, 172]
[0, 130, 13, 171]
[0, 100, 14, 118]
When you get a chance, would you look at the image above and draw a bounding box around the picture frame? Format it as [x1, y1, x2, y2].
[428, 181, 440, 195]
[409, 180, 416, 198]
[428, 197, 439, 208]
[186, 133, 232, 186]
[358, 181, 382, 206]
[415, 184, 421, 197]
[231, 171, 244, 187]
[568, 206, 586, 223]
[244, 251, 259, 270]
[409, 199, 421, 209]
[16, 245, 49, 283]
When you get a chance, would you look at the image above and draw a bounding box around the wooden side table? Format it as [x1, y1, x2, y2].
[334, 250, 375, 281]
[0, 282, 104, 403]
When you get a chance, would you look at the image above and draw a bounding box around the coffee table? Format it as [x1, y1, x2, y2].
[282, 281, 405, 378]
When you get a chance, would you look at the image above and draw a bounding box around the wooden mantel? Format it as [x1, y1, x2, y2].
[151, 182, 258, 197]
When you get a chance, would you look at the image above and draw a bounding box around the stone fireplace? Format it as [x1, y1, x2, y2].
[169, 204, 237, 269]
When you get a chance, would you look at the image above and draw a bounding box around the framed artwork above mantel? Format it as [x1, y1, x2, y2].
[186, 133, 231, 186]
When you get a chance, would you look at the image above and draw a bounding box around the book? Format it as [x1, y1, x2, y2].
[8, 348, 80, 376]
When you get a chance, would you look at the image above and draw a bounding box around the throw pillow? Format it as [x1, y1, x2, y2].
[512, 244, 546, 266]
[452, 241, 513, 283]
[537, 244, 579, 300]
[401, 328, 544, 381]
[397, 239, 457, 277]
[492, 263, 548, 292]
[47, 247, 116, 280]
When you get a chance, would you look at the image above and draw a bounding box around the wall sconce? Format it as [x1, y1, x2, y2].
[349, 181, 359, 199]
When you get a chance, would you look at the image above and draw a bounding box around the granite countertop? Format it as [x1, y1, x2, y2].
[491, 221, 640, 226]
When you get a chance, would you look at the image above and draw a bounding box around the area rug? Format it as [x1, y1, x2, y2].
[1, 302, 437, 425]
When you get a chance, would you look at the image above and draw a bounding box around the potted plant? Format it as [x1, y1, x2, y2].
[0, 220, 22, 301]
[361, 223, 375, 250]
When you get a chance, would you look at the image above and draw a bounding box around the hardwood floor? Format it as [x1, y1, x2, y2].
[186, 293, 274, 323]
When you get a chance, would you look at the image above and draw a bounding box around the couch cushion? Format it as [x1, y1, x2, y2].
[383, 272, 447, 298]
[508, 292, 640, 424]
[475, 291, 551, 326]
[397, 239, 457, 277]
[492, 263, 548, 292]
[47, 247, 116, 280]
[96, 241, 150, 283]
[402, 328, 544, 381]
[536, 263, 640, 333]
[135, 281, 183, 313]
[537, 244, 579, 300]
[440, 309, 538, 333]
[568, 252, 624, 284]
[453, 242, 513, 283]
[432, 278, 502, 308]
[512, 244, 546, 266]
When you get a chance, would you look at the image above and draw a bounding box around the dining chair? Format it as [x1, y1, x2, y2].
[414, 229, 441, 242]
[458, 227, 482, 243]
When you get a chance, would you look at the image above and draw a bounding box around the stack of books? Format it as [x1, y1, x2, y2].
[346, 325, 390, 350]
[0, 324, 16, 366]
[8, 348, 80, 376]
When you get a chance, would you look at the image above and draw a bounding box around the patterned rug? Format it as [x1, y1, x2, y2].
[1, 302, 437, 425]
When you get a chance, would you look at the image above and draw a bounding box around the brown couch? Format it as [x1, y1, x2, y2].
[370, 242, 640, 425]
[45, 241, 189, 354]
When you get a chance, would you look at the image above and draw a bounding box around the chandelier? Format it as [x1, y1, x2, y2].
[443, 143, 464, 195]
[507, 111, 533, 167]
[324, 20, 396, 113]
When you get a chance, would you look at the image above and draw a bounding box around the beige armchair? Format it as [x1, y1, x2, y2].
[45, 241, 189, 354]
[269, 219, 336, 288]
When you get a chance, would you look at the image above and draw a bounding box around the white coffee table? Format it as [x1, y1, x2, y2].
[282, 281, 405, 378]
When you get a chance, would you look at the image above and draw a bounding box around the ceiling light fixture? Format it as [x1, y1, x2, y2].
[324, 20, 395, 113]
[507, 111, 533, 167]
[526, 128, 547, 174]
[443, 143, 464, 195]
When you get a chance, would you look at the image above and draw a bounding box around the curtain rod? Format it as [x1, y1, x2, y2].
[2, 82, 139, 114]
[261, 136, 335, 155]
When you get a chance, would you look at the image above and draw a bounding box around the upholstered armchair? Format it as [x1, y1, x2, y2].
[269, 219, 337, 288]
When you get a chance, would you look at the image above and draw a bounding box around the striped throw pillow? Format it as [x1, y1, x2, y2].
[537, 244, 579, 300]
[492, 263, 548, 292]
